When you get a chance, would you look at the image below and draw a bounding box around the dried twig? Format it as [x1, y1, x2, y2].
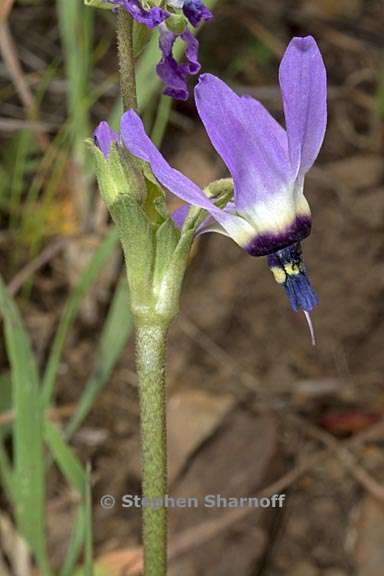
[0, 404, 75, 427]
[7, 237, 67, 296]
[0, 118, 58, 132]
[0, 0, 15, 23]
[291, 414, 384, 502]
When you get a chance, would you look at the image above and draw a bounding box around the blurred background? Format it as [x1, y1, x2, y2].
[1, 0, 384, 575]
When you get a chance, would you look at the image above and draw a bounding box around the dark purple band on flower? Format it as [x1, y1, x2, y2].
[108, 0, 169, 28]
[182, 0, 213, 27]
[156, 27, 201, 100]
[267, 243, 318, 312]
[245, 215, 311, 257]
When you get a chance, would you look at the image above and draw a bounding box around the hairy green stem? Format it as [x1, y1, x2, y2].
[135, 322, 168, 576]
[116, 10, 168, 573]
[117, 9, 137, 110]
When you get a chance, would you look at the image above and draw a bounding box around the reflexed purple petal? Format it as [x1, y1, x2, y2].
[93, 121, 119, 158]
[121, 109, 256, 246]
[157, 29, 188, 100]
[121, 109, 217, 210]
[279, 36, 327, 177]
[108, 0, 169, 28]
[182, 0, 213, 27]
[195, 73, 291, 215]
[156, 27, 201, 100]
[157, 59, 189, 100]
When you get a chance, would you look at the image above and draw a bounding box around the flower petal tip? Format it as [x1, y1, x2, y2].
[93, 121, 119, 158]
[290, 35, 317, 51]
[196, 73, 216, 86]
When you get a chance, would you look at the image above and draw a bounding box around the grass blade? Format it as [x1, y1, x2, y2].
[60, 508, 86, 576]
[0, 276, 52, 575]
[84, 464, 94, 576]
[56, 0, 94, 222]
[56, 0, 93, 142]
[151, 95, 172, 148]
[44, 421, 86, 494]
[44, 420, 91, 576]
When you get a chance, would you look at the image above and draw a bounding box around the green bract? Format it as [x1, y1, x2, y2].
[88, 141, 137, 206]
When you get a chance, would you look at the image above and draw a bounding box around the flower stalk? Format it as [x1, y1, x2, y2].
[117, 8, 137, 110]
[135, 322, 168, 576]
[112, 9, 180, 574]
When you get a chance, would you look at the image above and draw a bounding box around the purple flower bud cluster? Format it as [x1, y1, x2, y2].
[108, 0, 212, 99]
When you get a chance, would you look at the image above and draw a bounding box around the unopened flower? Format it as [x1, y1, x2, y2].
[110, 0, 212, 27]
[95, 36, 326, 336]
[181, 0, 212, 27]
[157, 26, 200, 100]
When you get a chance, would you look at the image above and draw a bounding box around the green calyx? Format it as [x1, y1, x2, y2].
[88, 139, 146, 207]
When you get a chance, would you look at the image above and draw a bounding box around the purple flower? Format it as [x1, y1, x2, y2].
[157, 27, 200, 100]
[182, 0, 213, 27]
[95, 36, 327, 318]
[107, 0, 169, 28]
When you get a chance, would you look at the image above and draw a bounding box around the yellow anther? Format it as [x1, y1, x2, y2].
[284, 262, 300, 276]
[270, 267, 286, 284]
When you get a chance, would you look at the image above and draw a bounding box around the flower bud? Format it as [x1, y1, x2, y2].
[166, 13, 187, 34]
